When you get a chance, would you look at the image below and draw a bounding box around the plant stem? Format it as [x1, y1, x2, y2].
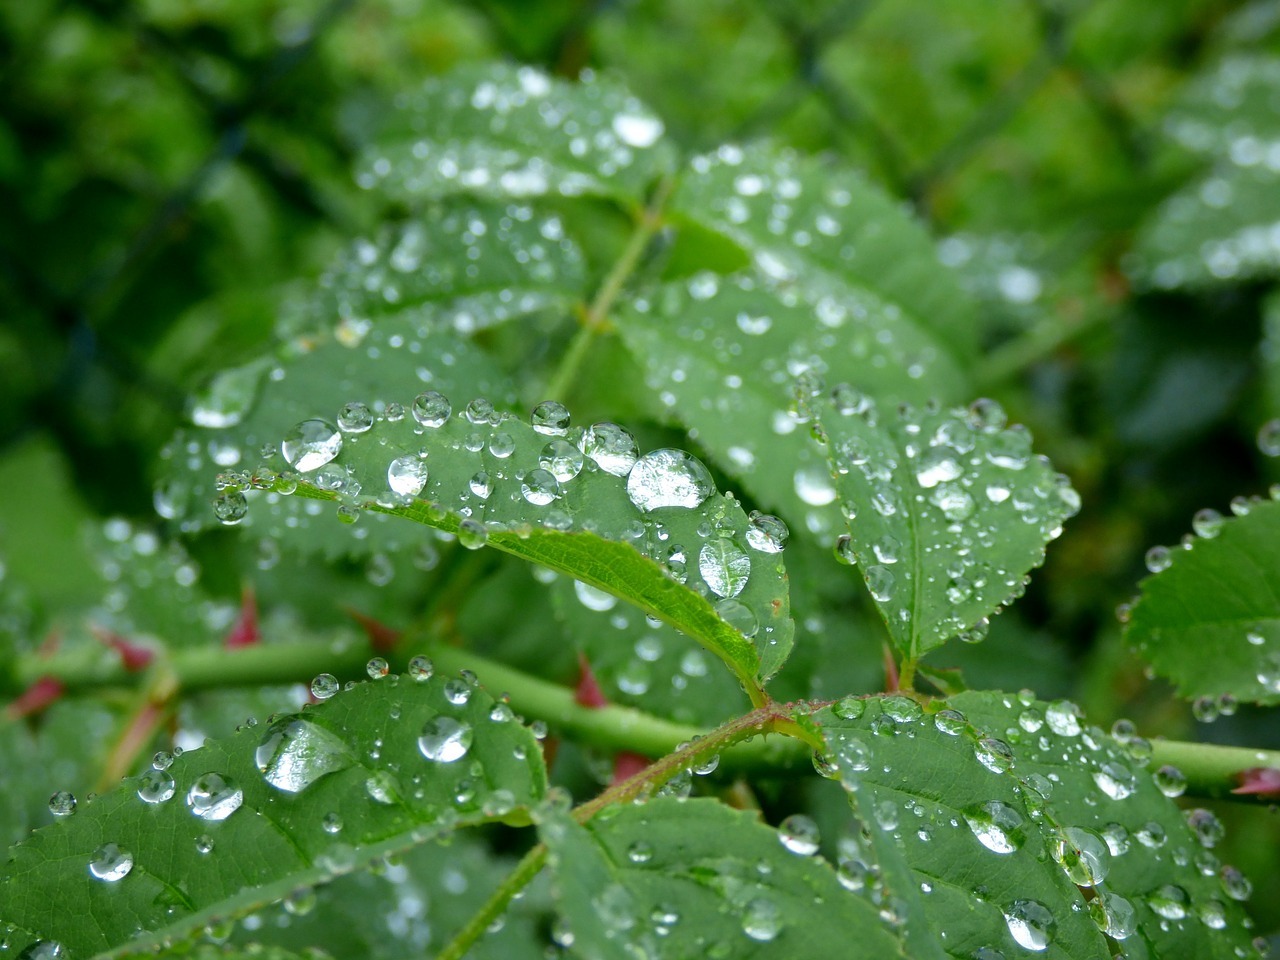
[1149, 738, 1280, 800]
[542, 175, 675, 403]
[433, 842, 548, 960]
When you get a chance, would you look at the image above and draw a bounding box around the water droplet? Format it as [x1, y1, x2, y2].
[974, 738, 1014, 774]
[715, 598, 758, 637]
[881, 696, 922, 723]
[968, 398, 1008, 432]
[489, 432, 516, 458]
[531, 400, 571, 436]
[1197, 899, 1228, 930]
[1192, 507, 1224, 538]
[48, 791, 76, 817]
[310, 674, 339, 700]
[419, 716, 473, 762]
[1258, 418, 1280, 456]
[365, 770, 400, 805]
[337, 402, 374, 433]
[322, 812, 343, 834]
[865, 565, 895, 602]
[964, 800, 1024, 854]
[612, 112, 663, 148]
[256, 718, 354, 793]
[1147, 884, 1189, 920]
[1221, 864, 1253, 900]
[1044, 700, 1082, 737]
[195, 834, 215, 854]
[793, 463, 837, 506]
[189, 363, 263, 428]
[412, 391, 451, 427]
[745, 512, 788, 553]
[1145, 545, 1172, 573]
[1089, 890, 1136, 940]
[627, 841, 653, 864]
[741, 897, 782, 942]
[1093, 762, 1136, 800]
[137, 769, 176, 804]
[915, 447, 962, 488]
[387, 456, 428, 497]
[213, 490, 248, 525]
[627, 449, 715, 511]
[521, 468, 561, 505]
[408, 656, 434, 680]
[579, 422, 639, 476]
[457, 518, 489, 549]
[443, 677, 472, 705]
[832, 696, 865, 720]
[284, 887, 318, 916]
[1187, 808, 1225, 847]
[1153, 763, 1187, 797]
[778, 814, 820, 855]
[366, 657, 389, 679]
[574, 580, 617, 611]
[465, 398, 497, 425]
[89, 842, 133, 881]
[1003, 899, 1055, 951]
[281, 419, 343, 472]
[540, 440, 584, 481]
[187, 773, 243, 821]
[1049, 827, 1111, 886]
[698, 539, 751, 598]
[933, 709, 967, 735]
[833, 535, 858, 565]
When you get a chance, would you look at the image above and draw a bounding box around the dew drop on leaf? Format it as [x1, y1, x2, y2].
[457, 518, 489, 549]
[777, 813, 820, 855]
[47, 791, 76, 817]
[540, 440, 584, 481]
[521, 468, 561, 505]
[137, 769, 176, 804]
[745, 511, 788, 552]
[864, 564, 895, 602]
[310, 674, 339, 700]
[419, 716, 473, 762]
[387, 456, 428, 497]
[698, 538, 751, 598]
[1192, 507, 1224, 538]
[832, 696, 864, 720]
[213, 490, 248, 525]
[281, 419, 343, 472]
[626, 449, 715, 511]
[579, 422, 640, 477]
[974, 737, 1014, 774]
[964, 800, 1024, 854]
[16, 940, 65, 959]
[337, 401, 374, 433]
[1003, 899, 1055, 951]
[1147, 884, 1189, 919]
[793, 462, 837, 506]
[1153, 763, 1188, 797]
[1088, 890, 1136, 940]
[411, 391, 451, 427]
[88, 842, 133, 882]
[531, 400, 571, 436]
[186, 773, 243, 821]
[1093, 762, 1136, 800]
[574, 579, 616, 611]
[255, 718, 355, 793]
[1049, 827, 1111, 886]
[1257, 418, 1280, 456]
[741, 896, 783, 942]
[408, 656, 434, 681]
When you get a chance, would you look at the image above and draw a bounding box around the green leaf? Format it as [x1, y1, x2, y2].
[671, 143, 978, 363]
[614, 266, 969, 539]
[1130, 55, 1280, 290]
[807, 691, 1256, 958]
[550, 576, 751, 727]
[812, 393, 1078, 662]
[540, 797, 904, 958]
[355, 64, 677, 207]
[252, 399, 794, 694]
[0, 672, 546, 959]
[1125, 499, 1280, 704]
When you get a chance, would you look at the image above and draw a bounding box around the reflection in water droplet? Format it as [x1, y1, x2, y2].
[579, 422, 639, 476]
[745, 512, 789, 553]
[408, 656, 434, 680]
[1093, 762, 1136, 800]
[531, 400, 571, 436]
[256, 718, 355, 793]
[793, 463, 837, 506]
[741, 897, 782, 942]
[387, 456, 428, 497]
[1088, 890, 1136, 940]
[521, 468, 561, 505]
[137, 769, 176, 804]
[778, 814, 820, 855]
[865, 565, 895, 602]
[881, 696, 922, 723]
[16, 941, 64, 959]
[974, 738, 1014, 774]
[412, 391, 451, 427]
[187, 773, 243, 821]
[964, 801, 1024, 854]
[540, 440, 584, 481]
[89, 842, 133, 881]
[337, 402, 374, 433]
[698, 539, 751, 598]
[1148, 884, 1189, 920]
[1153, 764, 1187, 797]
[281, 419, 343, 472]
[1050, 827, 1111, 886]
[310, 674, 339, 700]
[48, 791, 76, 817]
[419, 716, 473, 762]
[1004, 899, 1055, 951]
[627, 449, 715, 511]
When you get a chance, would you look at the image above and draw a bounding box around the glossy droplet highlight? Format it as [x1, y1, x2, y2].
[1004, 899, 1055, 952]
[48, 791, 76, 817]
[186, 773, 243, 821]
[626, 449, 715, 511]
[387, 456, 428, 497]
[256, 718, 355, 793]
[281, 419, 343, 472]
[698, 539, 751, 598]
[745, 512, 789, 553]
[412, 391, 451, 427]
[337, 401, 374, 433]
[419, 716, 473, 763]
[579, 422, 638, 476]
[531, 400, 571, 436]
[310, 674, 339, 700]
[964, 800, 1024, 854]
[137, 769, 176, 804]
[89, 842, 133, 882]
[741, 897, 782, 942]
[1050, 827, 1111, 886]
[777, 814, 820, 855]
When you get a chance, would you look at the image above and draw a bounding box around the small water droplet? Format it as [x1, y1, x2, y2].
[387, 456, 428, 497]
[698, 539, 751, 598]
[89, 842, 133, 882]
[974, 738, 1014, 774]
[521, 468, 561, 505]
[964, 801, 1024, 854]
[627, 449, 715, 511]
[256, 718, 354, 793]
[137, 769, 176, 804]
[457, 518, 489, 549]
[777, 814, 820, 855]
[578, 422, 639, 476]
[310, 674, 339, 700]
[337, 402, 374, 433]
[48, 791, 76, 817]
[1088, 890, 1136, 940]
[213, 490, 248, 525]
[1147, 884, 1189, 920]
[1093, 762, 1136, 800]
[745, 512, 788, 553]
[865, 565, 895, 603]
[1003, 899, 1054, 952]
[540, 440, 584, 481]
[793, 463, 837, 506]
[531, 400, 571, 435]
[627, 840, 654, 864]
[933, 709, 967, 735]
[187, 773, 243, 821]
[1049, 827, 1111, 886]
[1145, 545, 1172, 573]
[1257, 418, 1280, 456]
[419, 716, 473, 762]
[1153, 763, 1187, 797]
[412, 391, 451, 427]
[281, 419, 343, 472]
[408, 656, 434, 680]
[832, 696, 865, 720]
[1192, 507, 1224, 538]
[741, 897, 782, 942]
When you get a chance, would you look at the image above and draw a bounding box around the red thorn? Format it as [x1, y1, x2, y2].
[224, 585, 260, 649]
[346, 608, 400, 653]
[611, 751, 650, 784]
[1232, 767, 1280, 796]
[92, 627, 154, 672]
[6, 677, 65, 719]
[575, 654, 609, 708]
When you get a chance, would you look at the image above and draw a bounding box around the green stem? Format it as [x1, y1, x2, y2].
[433, 842, 548, 960]
[1149, 738, 1280, 800]
[542, 174, 675, 403]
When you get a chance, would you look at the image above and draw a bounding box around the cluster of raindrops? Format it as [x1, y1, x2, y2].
[355, 64, 667, 201]
[805, 385, 1078, 642]
[812, 692, 1259, 952]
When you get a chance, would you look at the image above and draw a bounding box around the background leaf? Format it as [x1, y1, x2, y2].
[1126, 499, 1280, 705]
[0, 672, 546, 959]
[540, 796, 904, 958]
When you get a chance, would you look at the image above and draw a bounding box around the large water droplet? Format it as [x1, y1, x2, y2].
[412, 391, 451, 427]
[531, 400, 571, 436]
[1089, 890, 1136, 940]
[1147, 884, 1189, 920]
[137, 769, 176, 804]
[387, 456, 428, 497]
[745, 512, 789, 553]
[419, 716, 473, 763]
[281, 419, 343, 472]
[865, 565, 895, 602]
[627, 449, 715, 511]
[698, 539, 751, 598]
[256, 718, 355, 793]
[1004, 899, 1055, 951]
[974, 738, 1014, 774]
[521, 468, 561, 506]
[579, 422, 639, 476]
[964, 800, 1024, 854]
[187, 773, 243, 821]
[89, 842, 133, 882]
[1049, 827, 1111, 886]
[540, 440, 584, 481]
